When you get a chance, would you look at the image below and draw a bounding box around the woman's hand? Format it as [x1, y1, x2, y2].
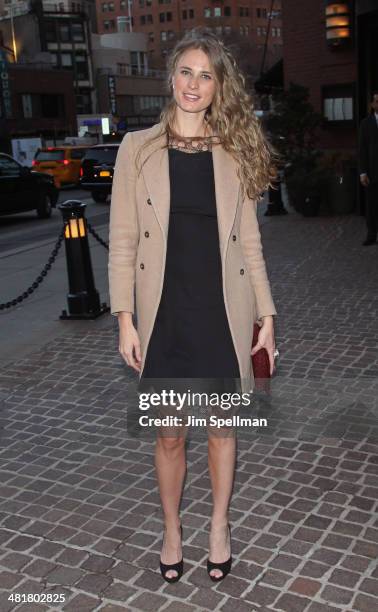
[250, 315, 276, 376]
[118, 312, 142, 372]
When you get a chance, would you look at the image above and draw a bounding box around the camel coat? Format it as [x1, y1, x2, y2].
[108, 122, 277, 393]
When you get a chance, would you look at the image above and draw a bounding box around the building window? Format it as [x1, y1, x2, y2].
[117, 15, 128, 31]
[204, 7, 211, 18]
[140, 15, 146, 24]
[59, 24, 70, 42]
[257, 26, 261, 36]
[108, 1, 115, 10]
[167, 11, 172, 21]
[161, 31, 167, 41]
[189, 8, 194, 18]
[168, 30, 175, 39]
[214, 7, 221, 17]
[72, 23, 84, 42]
[239, 7, 249, 17]
[76, 90, 92, 114]
[323, 85, 354, 122]
[45, 20, 57, 43]
[61, 52, 73, 68]
[182, 9, 187, 19]
[21, 94, 33, 118]
[159, 12, 165, 22]
[224, 25, 231, 35]
[147, 14, 153, 23]
[224, 6, 231, 16]
[257, 7, 267, 19]
[120, 0, 126, 8]
[102, 2, 108, 11]
[148, 31, 154, 42]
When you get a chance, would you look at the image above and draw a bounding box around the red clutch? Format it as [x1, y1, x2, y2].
[251, 322, 271, 393]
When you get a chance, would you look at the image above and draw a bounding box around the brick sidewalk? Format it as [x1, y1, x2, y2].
[0, 207, 377, 612]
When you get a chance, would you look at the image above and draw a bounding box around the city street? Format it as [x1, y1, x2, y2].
[0, 199, 377, 612]
[0, 188, 111, 367]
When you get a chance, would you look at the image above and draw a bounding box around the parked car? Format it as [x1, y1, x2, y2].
[32, 146, 88, 188]
[80, 143, 120, 203]
[0, 153, 58, 218]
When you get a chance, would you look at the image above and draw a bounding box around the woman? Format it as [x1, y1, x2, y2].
[108, 28, 278, 583]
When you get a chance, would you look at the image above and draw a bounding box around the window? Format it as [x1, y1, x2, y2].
[102, 2, 108, 11]
[182, 9, 187, 19]
[204, 7, 211, 18]
[323, 85, 354, 122]
[224, 6, 231, 16]
[167, 11, 172, 21]
[108, 1, 115, 10]
[214, 7, 221, 17]
[50, 53, 58, 67]
[148, 31, 154, 41]
[189, 8, 194, 18]
[147, 14, 153, 23]
[257, 26, 261, 36]
[76, 90, 92, 114]
[117, 16, 128, 31]
[224, 25, 231, 35]
[45, 20, 57, 43]
[0, 157, 21, 176]
[277, 27, 281, 37]
[61, 53, 73, 68]
[168, 30, 175, 39]
[72, 23, 84, 42]
[161, 31, 167, 41]
[21, 94, 33, 118]
[59, 24, 70, 42]
[70, 149, 87, 160]
[159, 12, 165, 22]
[140, 15, 146, 24]
[239, 7, 249, 17]
[120, 0, 126, 8]
[75, 52, 89, 80]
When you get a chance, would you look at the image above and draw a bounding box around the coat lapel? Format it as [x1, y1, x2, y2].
[140, 122, 240, 253]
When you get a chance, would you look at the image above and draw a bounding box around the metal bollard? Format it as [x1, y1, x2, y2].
[58, 200, 109, 319]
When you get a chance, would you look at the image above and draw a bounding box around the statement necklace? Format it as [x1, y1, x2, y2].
[167, 127, 222, 153]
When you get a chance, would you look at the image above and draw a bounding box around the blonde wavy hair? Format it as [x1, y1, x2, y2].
[135, 27, 280, 201]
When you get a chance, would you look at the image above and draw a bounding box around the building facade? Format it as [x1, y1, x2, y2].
[282, 0, 378, 151]
[95, 0, 283, 74]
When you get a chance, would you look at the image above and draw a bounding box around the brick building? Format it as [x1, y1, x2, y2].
[281, 0, 378, 151]
[95, 0, 283, 74]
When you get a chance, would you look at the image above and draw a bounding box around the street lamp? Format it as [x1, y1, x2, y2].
[325, 2, 352, 48]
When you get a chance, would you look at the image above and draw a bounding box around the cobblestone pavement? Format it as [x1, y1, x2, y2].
[0, 206, 377, 612]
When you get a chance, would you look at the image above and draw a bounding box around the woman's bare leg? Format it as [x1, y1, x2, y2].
[155, 427, 187, 578]
[207, 427, 236, 578]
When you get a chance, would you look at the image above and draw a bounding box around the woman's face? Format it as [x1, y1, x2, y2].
[172, 48, 217, 115]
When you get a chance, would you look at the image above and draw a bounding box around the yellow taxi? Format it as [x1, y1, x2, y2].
[32, 146, 88, 188]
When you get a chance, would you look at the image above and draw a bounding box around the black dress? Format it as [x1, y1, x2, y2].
[138, 145, 240, 395]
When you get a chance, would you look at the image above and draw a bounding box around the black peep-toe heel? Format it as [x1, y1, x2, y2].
[207, 522, 232, 582]
[160, 524, 183, 583]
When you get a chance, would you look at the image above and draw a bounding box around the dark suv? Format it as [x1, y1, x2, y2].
[0, 153, 58, 218]
[80, 144, 120, 203]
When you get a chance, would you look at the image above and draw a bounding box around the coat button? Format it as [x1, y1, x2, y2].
[240, 268, 244, 275]
[147, 198, 152, 205]
[144, 231, 149, 238]
[140, 263, 144, 269]
[232, 235, 236, 241]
